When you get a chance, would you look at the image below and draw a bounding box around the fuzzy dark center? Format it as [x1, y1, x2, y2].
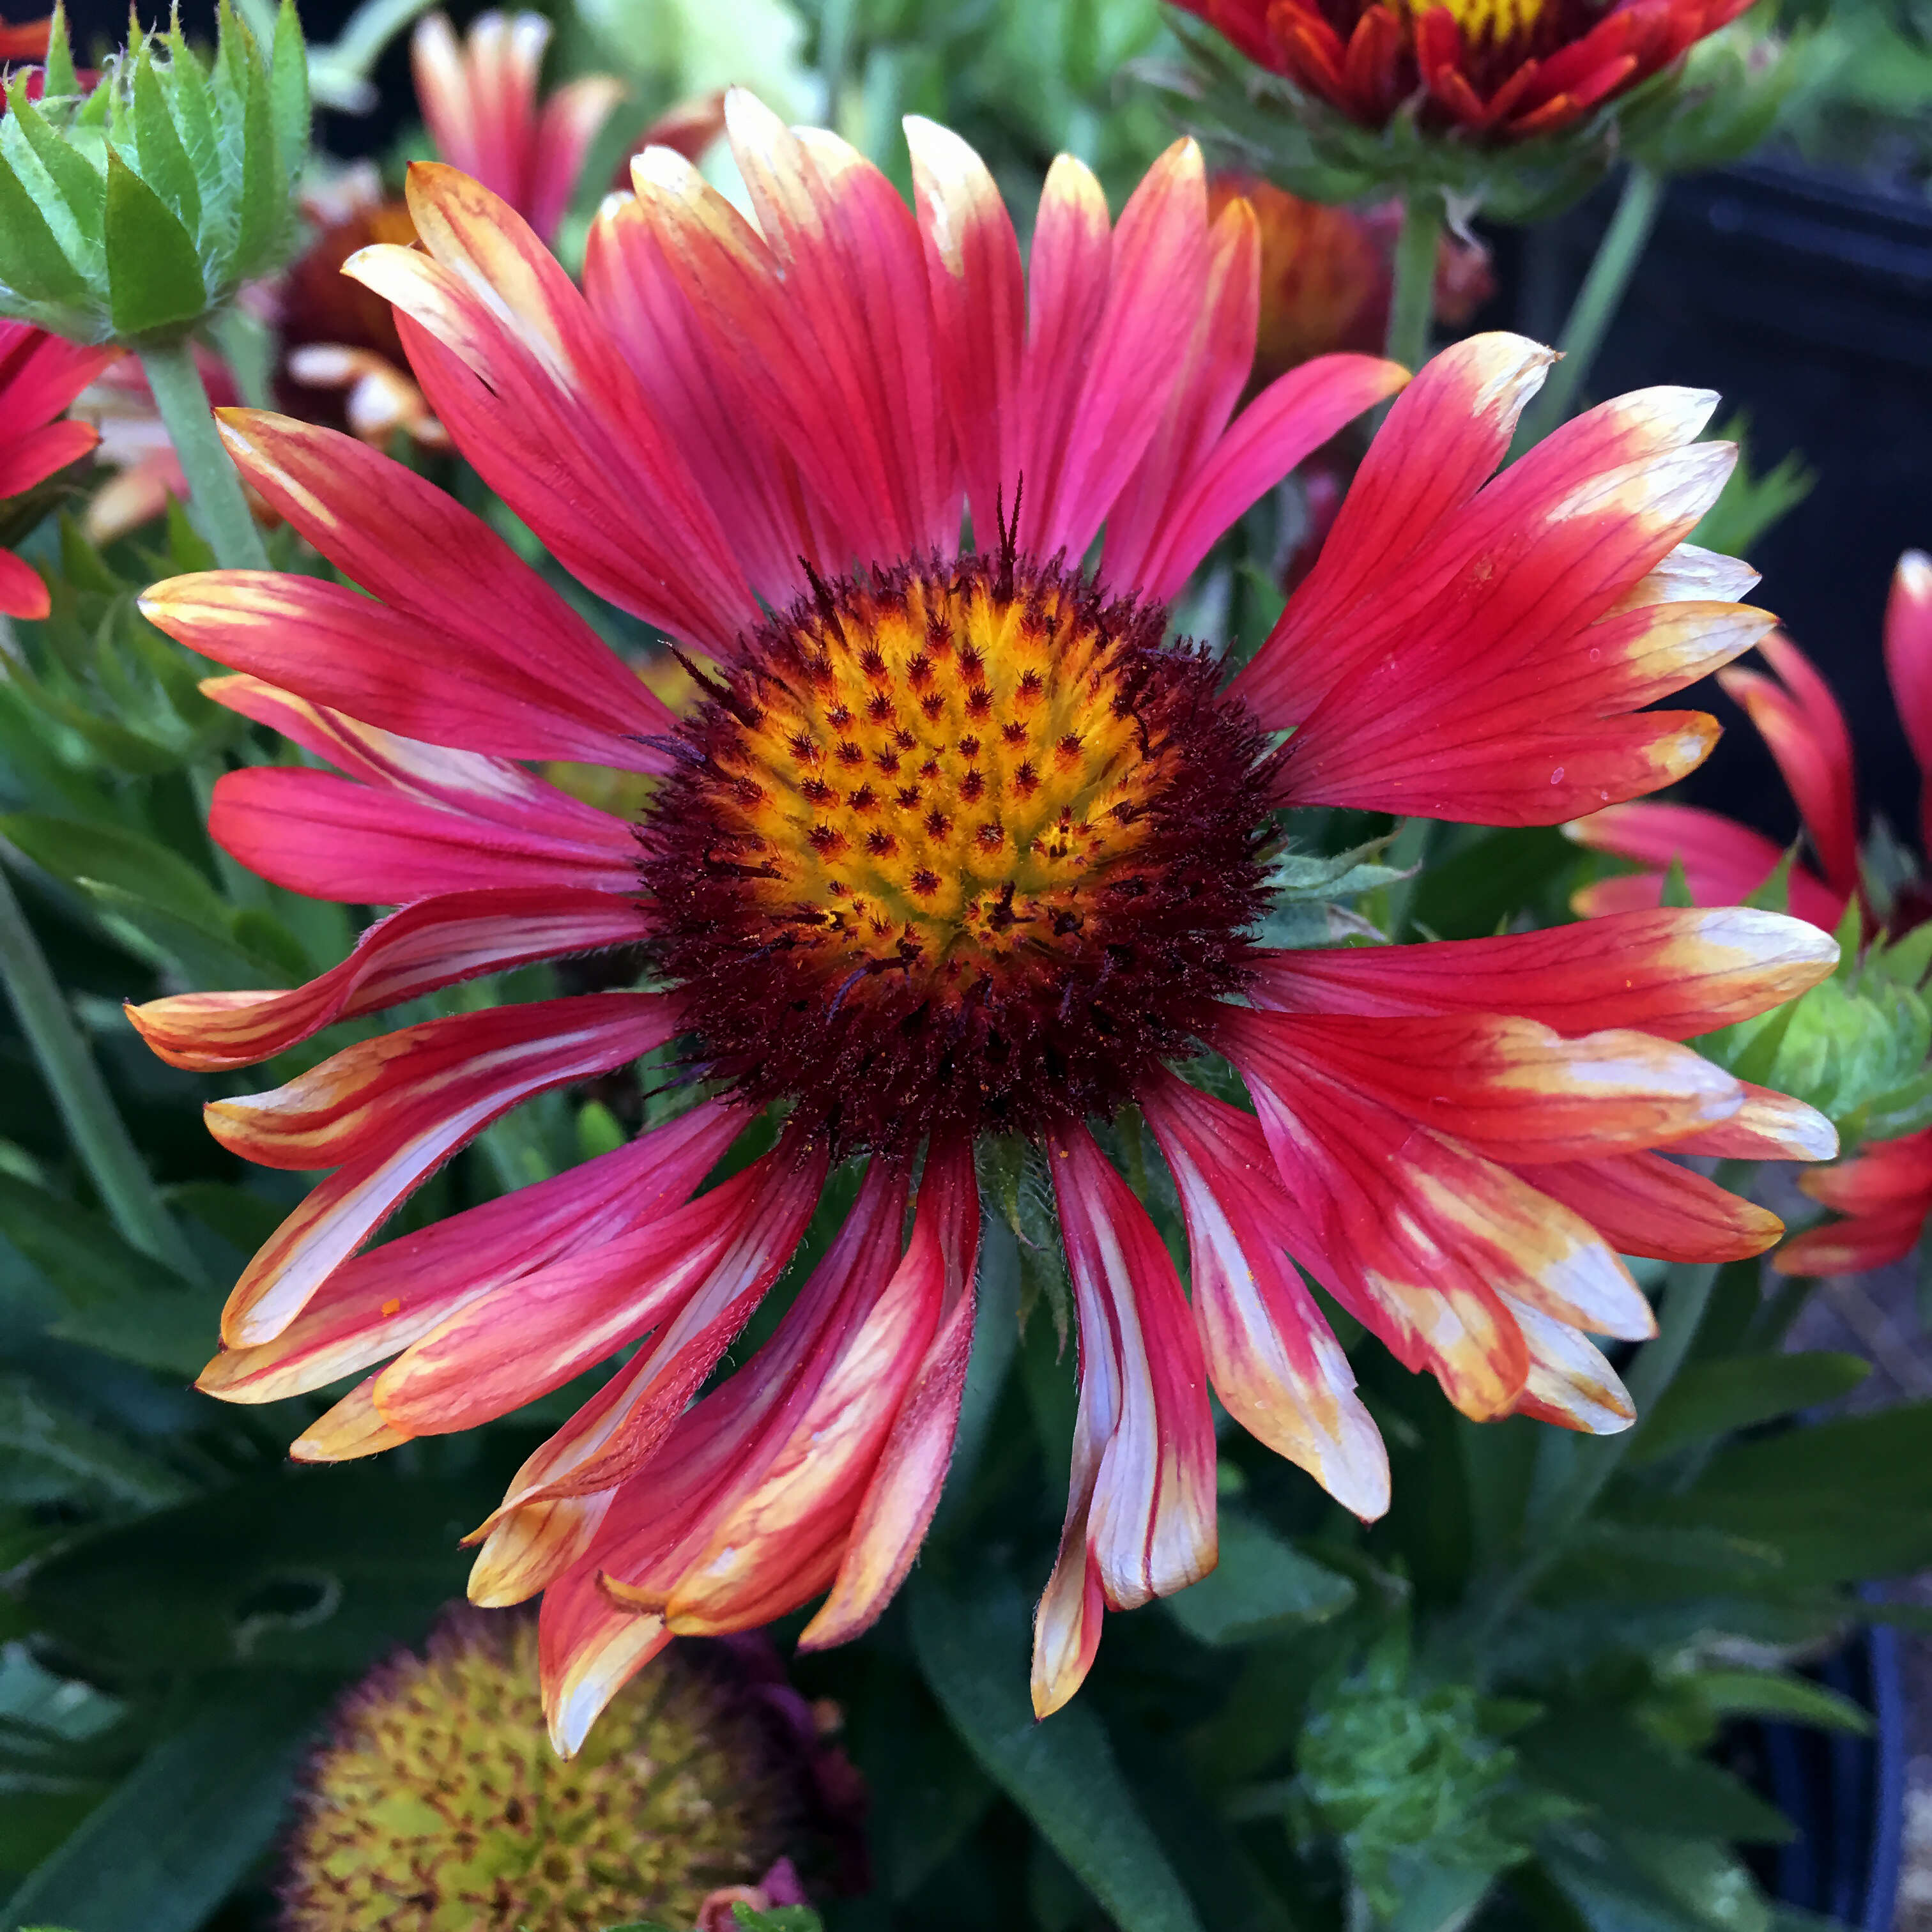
[641, 551, 1273, 1151]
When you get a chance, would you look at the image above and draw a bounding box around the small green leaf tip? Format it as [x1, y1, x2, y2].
[0, 0, 309, 344]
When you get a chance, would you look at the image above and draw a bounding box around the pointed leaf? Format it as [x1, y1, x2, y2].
[1629, 1354, 1871, 1466]
[2, 81, 105, 280]
[42, 2, 79, 104]
[908, 1565, 1205, 1932]
[0, 146, 93, 311]
[268, 0, 309, 183]
[1, 1676, 332, 1932]
[129, 44, 201, 236]
[103, 148, 206, 337]
[165, 19, 227, 254]
[229, 19, 284, 279]
[1163, 1512, 1354, 1646]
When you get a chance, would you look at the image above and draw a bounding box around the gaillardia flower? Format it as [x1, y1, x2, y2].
[411, 10, 623, 247]
[1174, 0, 1752, 140]
[135, 96, 1837, 1745]
[1574, 553, 1932, 1276]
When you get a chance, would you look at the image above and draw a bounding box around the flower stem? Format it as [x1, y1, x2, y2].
[137, 337, 270, 571]
[1383, 185, 1445, 375]
[1510, 164, 1664, 457]
[0, 859, 201, 1277]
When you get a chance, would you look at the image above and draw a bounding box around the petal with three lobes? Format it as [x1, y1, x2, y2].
[800, 1136, 981, 1647]
[1524, 1151, 1785, 1263]
[199, 1101, 741, 1406]
[351, 164, 758, 656]
[1675, 1083, 1839, 1163]
[904, 114, 1025, 546]
[583, 192, 834, 606]
[127, 887, 655, 1073]
[464, 1142, 827, 1606]
[1011, 151, 1113, 563]
[1139, 1070, 1389, 1520]
[213, 992, 682, 1348]
[208, 411, 677, 758]
[1249, 907, 1839, 1041]
[728, 94, 955, 560]
[1501, 1295, 1635, 1434]
[1231, 331, 1556, 726]
[539, 1590, 672, 1759]
[1216, 1008, 1742, 1166]
[1033, 1121, 1217, 1717]
[578, 1163, 915, 1634]
[1028, 138, 1211, 564]
[148, 571, 672, 771]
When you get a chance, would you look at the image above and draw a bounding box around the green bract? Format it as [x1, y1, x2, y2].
[0, 0, 309, 345]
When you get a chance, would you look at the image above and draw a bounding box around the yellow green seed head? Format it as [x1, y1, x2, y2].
[279, 1611, 794, 1932]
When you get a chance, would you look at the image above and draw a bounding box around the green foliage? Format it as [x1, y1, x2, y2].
[1294, 1627, 1562, 1919]
[0, 0, 308, 342]
[1690, 418, 1816, 560]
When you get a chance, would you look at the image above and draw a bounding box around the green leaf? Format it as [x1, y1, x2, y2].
[268, 0, 310, 183]
[908, 1565, 1205, 1932]
[128, 45, 201, 237]
[1162, 1511, 1354, 1645]
[164, 19, 227, 253]
[1517, 1715, 1795, 1844]
[1673, 1669, 1871, 1735]
[0, 146, 93, 313]
[1264, 835, 1403, 903]
[1660, 856, 1695, 910]
[102, 147, 206, 338]
[0, 1374, 194, 1512]
[1, 1676, 331, 1932]
[1, 813, 227, 930]
[42, 1, 79, 103]
[0, 1171, 219, 1377]
[1628, 1353, 1869, 1466]
[2, 81, 105, 282]
[227, 12, 285, 280]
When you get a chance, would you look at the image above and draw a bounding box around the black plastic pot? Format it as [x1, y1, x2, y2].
[1729, 1622, 1908, 1928]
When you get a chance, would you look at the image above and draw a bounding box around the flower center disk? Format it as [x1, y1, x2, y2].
[644, 552, 1273, 1150]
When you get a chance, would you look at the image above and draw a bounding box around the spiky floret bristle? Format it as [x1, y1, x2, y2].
[643, 549, 1274, 1153]
[277, 1611, 790, 1931]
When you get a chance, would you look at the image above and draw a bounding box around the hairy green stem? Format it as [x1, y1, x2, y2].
[1384, 186, 1445, 375]
[138, 338, 270, 571]
[0, 859, 201, 1276]
[1511, 164, 1664, 456]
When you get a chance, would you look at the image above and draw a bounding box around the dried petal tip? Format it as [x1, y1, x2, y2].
[277, 1608, 862, 1930]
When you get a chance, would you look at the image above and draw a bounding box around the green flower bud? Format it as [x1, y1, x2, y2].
[278, 1611, 842, 1932]
[0, 0, 309, 346]
[1698, 901, 1932, 1147]
[1621, 23, 1802, 176]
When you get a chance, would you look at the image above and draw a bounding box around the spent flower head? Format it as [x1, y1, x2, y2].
[278, 1609, 839, 1932]
[0, 0, 309, 344]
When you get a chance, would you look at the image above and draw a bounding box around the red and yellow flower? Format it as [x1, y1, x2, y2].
[1574, 553, 1932, 1275]
[1175, 0, 1754, 140]
[0, 319, 115, 615]
[134, 97, 1836, 1748]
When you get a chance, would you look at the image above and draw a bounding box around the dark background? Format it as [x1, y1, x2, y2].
[50, 0, 1932, 854]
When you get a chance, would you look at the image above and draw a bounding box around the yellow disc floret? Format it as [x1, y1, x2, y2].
[645, 549, 1273, 1150]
